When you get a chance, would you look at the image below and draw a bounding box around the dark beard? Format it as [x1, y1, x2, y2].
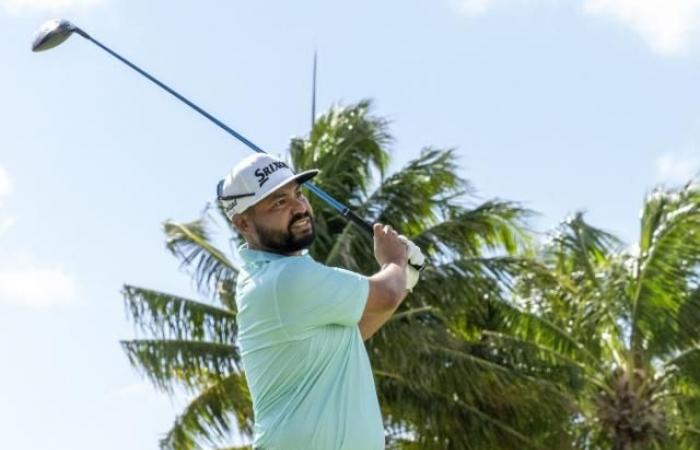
[254, 211, 316, 254]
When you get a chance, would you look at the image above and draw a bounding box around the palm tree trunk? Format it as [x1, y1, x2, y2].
[613, 435, 630, 450]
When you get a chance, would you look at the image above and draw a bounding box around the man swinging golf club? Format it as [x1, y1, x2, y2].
[32, 22, 423, 448]
[218, 154, 424, 450]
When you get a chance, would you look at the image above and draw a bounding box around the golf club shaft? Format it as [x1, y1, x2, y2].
[75, 29, 374, 237]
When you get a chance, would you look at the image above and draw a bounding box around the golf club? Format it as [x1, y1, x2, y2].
[32, 19, 375, 237]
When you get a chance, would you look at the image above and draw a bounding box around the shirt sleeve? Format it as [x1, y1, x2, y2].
[275, 256, 369, 330]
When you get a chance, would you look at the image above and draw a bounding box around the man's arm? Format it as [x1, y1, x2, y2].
[359, 224, 408, 340]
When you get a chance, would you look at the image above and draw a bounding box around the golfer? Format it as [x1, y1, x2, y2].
[217, 154, 422, 450]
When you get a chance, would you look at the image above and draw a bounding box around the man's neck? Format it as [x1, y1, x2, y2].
[246, 242, 302, 257]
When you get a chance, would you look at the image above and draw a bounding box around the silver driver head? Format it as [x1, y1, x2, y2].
[32, 19, 78, 52]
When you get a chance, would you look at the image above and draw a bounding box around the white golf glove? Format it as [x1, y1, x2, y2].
[398, 235, 425, 291]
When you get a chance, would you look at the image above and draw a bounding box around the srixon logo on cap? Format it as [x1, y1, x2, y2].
[255, 161, 289, 187]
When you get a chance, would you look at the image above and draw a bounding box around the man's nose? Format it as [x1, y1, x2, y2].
[290, 195, 308, 214]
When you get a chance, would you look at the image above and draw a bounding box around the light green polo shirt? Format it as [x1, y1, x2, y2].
[235, 245, 385, 450]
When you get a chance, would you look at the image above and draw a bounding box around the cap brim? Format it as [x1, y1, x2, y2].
[293, 169, 320, 185]
[248, 169, 320, 210]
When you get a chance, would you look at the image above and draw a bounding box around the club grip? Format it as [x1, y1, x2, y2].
[344, 209, 374, 237]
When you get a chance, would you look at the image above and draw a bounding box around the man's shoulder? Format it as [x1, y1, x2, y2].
[276, 254, 320, 271]
[239, 256, 318, 296]
[277, 254, 357, 281]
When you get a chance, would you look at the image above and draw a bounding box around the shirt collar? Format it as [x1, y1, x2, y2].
[238, 243, 309, 264]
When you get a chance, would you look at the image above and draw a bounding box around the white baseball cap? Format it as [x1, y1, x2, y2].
[217, 154, 319, 219]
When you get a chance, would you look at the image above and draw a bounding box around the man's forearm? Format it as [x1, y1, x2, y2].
[359, 262, 407, 340]
[359, 309, 396, 340]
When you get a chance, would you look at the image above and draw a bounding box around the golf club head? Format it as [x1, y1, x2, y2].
[32, 19, 78, 52]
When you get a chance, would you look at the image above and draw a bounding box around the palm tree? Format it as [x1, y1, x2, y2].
[120, 100, 574, 450]
[505, 183, 700, 449]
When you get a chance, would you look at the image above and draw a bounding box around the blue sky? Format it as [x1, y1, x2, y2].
[2, 0, 700, 448]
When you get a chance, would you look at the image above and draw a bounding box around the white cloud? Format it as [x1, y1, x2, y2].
[654, 151, 700, 184]
[583, 0, 700, 55]
[453, 0, 559, 16]
[0, 166, 77, 308]
[0, 217, 16, 236]
[0, 165, 15, 236]
[0, 0, 103, 14]
[0, 265, 79, 308]
[453, 0, 700, 56]
[455, 0, 499, 16]
[0, 164, 12, 206]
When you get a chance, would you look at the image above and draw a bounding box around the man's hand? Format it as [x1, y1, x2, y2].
[373, 223, 408, 268]
[360, 223, 409, 340]
[398, 235, 425, 291]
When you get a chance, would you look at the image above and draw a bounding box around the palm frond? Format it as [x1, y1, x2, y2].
[120, 339, 239, 393]
[630, 184, 700, 358]
[409, 256, 524, 323]
[376, 369, 554, 450]
[163, 219, 238, 301]
[665, 346, 700, 387]
[370, 307, 576, 449]
[519, 216, 630, 360]
[159, 372, 253, 450]
[387, 306, 435, 322]
[322, 148, 471, 268]
[492, 300, 601, 368]
[671, 386, 700, 449]
[678, 285, 700, 346]
[545, 212, 622, 282]
[290, 99, 390, 206]
[324, 148, 530, 276]
[481, 330, 592, 384]
[122, 285, 237, 344]
[422, 202, 532, 264]
[291, 100, 392, 262]
[365, 148, 469, 237]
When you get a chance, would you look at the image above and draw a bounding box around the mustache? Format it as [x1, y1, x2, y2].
[289, 211, 313, 228]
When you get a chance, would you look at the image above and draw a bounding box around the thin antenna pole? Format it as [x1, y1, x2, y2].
[311, 50, 317, 128]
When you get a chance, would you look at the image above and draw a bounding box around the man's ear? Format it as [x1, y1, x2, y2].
[232, 213, 252, 234]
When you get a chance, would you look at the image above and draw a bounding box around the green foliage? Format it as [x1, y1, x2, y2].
[631, 185, 700, 358]
[163, 219, 238, 300]
[123, 286, 237, 343]
[289, 99, 391, 207]
[512, 182, 700, 449]
[120, 100, 615, 449]
[159, 373, 252, 450]
[120, 340, 239, 393]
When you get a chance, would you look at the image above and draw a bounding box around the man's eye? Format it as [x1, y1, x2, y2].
[275, 199, 286, 207]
